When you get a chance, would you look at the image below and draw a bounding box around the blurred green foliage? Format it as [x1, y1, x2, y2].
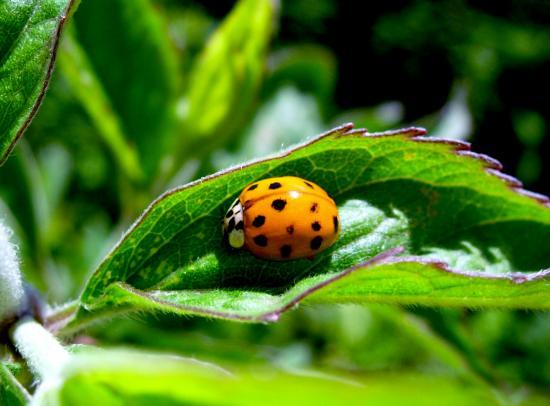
[1, 0, 549, 403]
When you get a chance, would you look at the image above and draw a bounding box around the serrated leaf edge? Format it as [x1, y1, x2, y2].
[80, 123, 550, 307]
[124, 123, 550, 258]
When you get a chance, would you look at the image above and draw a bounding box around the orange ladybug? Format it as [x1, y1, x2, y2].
[223, 176, 340, 260]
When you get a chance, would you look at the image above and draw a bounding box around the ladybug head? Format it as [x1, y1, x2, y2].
[222, 198, 245, 249]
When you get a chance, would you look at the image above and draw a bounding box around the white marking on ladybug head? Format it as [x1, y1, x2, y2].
[223, 198, 245, 249]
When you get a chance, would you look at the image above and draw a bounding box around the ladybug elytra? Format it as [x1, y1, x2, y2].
[223, 176, 340, 260]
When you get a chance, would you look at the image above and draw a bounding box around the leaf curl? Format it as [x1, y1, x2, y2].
[57, 124, 550, 332]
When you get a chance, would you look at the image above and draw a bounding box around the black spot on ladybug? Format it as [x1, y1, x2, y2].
[232, 200, 240, 208]
[235, 220, 244, 230]
[333, 216, 339, 233]
[227, 218, 236, 232]
[280, 244, 292, 258]
[253, 235, 268, 247]
[272, 199, 287, 211]
[311, 221, 321, 231]
[269, 182, 282, 189]
[248, 184, 258, 191]
[304, 181, 314, 188]
[286, 225, 294, 234]
[310, 202, 318, 212]
[310, 236, 323, 250]
[225, 211, 233, 218]
[252, 215, 265, 227]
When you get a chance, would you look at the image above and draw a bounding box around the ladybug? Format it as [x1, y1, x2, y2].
[223, 176, 340, 260]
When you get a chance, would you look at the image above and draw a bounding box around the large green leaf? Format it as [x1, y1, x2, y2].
[33, 349, 500, 405]
[58, 124, 550, 332]
[72, 0, 178, 177]
[0, 0, 75, 164]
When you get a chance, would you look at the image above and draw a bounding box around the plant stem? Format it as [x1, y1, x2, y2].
[45, 300, 130, 337]
[10, 318, 70, 381]
[44, 300, 79, 333]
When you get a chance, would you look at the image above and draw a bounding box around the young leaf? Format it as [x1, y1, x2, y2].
[179, 0, 275, 153]
[0, 0, 75, 164]
[212, 86, 324, 171]
[61, 124, 550, 331]
[72, 0, 178, 177]
[33, 349, 499, 405]
[57, 29, 143, 182]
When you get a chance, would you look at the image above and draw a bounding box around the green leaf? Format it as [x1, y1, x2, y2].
[72, 0, 178, 177]
[304, 260, 550, 308]
[0, 0, 75, 164]
[33, 349, 499, 405]
[179, 0, 274, 152]
[57, 28, 143, 182]
[0, 363, 30, 406]
[88, 305, 486, 383]
[62, 125, 550, 331]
